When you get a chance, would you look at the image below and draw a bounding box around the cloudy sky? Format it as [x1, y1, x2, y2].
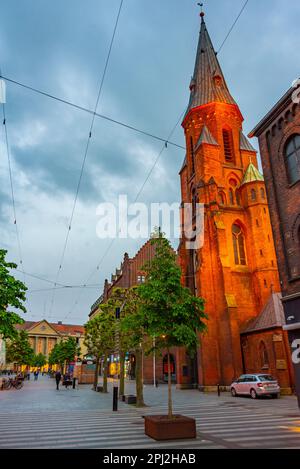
[0, 0, 299, 325]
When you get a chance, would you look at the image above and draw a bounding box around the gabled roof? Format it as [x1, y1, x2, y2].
[241, 162, 264, 186]
[185, 15, 236, 117]
[16, 320, 84, 335]
[241, 293, 286, 334]
[195, 126, 218, 150]
[240, 131, 257, 152]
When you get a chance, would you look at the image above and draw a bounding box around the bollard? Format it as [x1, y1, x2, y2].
[72, 377, 76, 389]
[113, 386, 118, 411]
[217, 384, 221, 397]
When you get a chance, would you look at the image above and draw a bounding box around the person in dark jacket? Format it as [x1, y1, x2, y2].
[55, 370, 62, 390]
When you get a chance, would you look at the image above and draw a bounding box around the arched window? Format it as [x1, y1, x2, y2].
[229, 188, 235, 205]
[223, 129, 234, 162]
[232, 224, 246, 265]
[259, 342, 269, 369]
[285, 134, 300, 185]
[251, 189, 257, 201]
[260, 188, 265, 199]
[219, 192, 225, 205]
[190, 137, 195, 175]
[236, 190, 241, 206]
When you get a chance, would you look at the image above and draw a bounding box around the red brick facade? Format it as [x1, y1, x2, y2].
[250, 85, 300, 402]
[90, 240, 177, 385]
[177, 14, 283, 390]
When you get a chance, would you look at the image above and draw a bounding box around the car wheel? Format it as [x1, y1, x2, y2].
[271, 394, 279, 399]
[231, 387, 237, 397]
[250, 388, 257, 399]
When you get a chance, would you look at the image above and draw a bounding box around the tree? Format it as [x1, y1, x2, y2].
[118, 287, 149, 407]
[6, 330, 34, 369]
[32, 353, 47, 368]
[48, 338, 80, 372]
[48, 343, 63, 369]
[138, 232, 207, 418]
[0, 249, 27, 339]
[84, 311, 115, 392]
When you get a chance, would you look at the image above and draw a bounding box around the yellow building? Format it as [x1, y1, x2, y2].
[16, 320, 87, 360]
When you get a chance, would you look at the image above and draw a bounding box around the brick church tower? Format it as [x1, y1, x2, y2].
[178, 12, 280, 389]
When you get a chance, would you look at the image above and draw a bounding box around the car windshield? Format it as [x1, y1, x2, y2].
[259, 375, 276, 382]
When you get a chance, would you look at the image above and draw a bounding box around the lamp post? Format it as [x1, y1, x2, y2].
[113, 307, 121, 411]
[153, 337, 156, 387]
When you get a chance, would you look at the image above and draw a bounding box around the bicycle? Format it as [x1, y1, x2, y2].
[2, 377, 23, 390]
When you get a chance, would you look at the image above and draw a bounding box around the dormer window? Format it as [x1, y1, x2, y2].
[214, 75, 223, 87]
[223, 129, 234, 162]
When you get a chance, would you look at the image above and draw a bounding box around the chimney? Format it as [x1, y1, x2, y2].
[57, 321, 62, 325]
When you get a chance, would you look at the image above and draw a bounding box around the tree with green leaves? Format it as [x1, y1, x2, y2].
[6, 330, 34, 369]
[137, 232, 207, 418]
[0, 249, 27, 340]
[84, 310, 115, 392]
[32, 352, 47, 369]
[48, 337, 80, 372]
[118, 287, 149, 407]
[48, 343, 63, 369]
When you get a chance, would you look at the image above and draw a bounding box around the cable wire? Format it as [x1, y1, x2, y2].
[0, 75, 185, 151]
[1, 77, 31, 314]
[217, 0, 250, 54]
[63, 1, 252, 322]
[48, 0, 124, 318]
[63, 108, 185, 321]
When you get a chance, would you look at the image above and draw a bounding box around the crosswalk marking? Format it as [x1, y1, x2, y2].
[0, 406, 299, 449]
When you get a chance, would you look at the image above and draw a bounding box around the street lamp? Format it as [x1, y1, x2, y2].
[113, 307, 121, 412]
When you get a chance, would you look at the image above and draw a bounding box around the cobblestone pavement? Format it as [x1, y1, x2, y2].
[0, 376, 300, 448]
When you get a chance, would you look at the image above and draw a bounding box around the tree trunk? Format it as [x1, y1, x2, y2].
[167, 350, 173, 419]
[119, 351, 125, 397]
[135, 346, 145, 407]
[103, 354, 108, 393]
[93, 356, 100, 391]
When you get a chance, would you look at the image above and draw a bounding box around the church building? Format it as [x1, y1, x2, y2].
[177, 11, 294, 393]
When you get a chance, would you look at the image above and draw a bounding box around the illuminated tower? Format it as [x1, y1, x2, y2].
[178, 12, 280, 388]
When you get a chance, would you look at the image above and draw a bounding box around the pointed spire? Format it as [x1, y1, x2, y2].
[241, 162, 264, 186]
[195, 125, 218, 150]
[186, 13, 237, 116]
[240, 131, 257, 153]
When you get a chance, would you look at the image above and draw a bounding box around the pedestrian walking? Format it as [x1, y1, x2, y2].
[34, 370, 39, 381]
[55, 370, 62, 390]
[63, 372, 71, 389]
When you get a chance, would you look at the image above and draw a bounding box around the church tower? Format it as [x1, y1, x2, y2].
[178, 11, 280, 388]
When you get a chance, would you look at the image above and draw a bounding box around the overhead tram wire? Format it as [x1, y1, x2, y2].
[63, 2, 252, 323]
[63, 108, 185, 322]
[48, 0, 124, 319]
[0, 69, 31, 315]
[0, 2, 250, 323]
[0, 75, 185, 151]
[217, 0, 250, 55]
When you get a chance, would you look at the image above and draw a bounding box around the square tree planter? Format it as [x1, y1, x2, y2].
[144, 415, 196, 441]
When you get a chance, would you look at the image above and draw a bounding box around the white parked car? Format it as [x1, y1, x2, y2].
[231, 374, 280, 399]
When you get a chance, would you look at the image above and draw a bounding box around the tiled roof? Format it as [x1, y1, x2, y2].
[17, 320, 84, 335]
[241, 162, 264, 186]
[240, 131, 257, 152]
[185, 16, 236, 117]
[241, 293, 286, 334]
[195, 125, 218, 150]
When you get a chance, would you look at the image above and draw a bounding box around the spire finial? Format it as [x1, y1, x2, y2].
[197, 2, 205, 21]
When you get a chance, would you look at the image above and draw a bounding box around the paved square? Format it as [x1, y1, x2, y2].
[0, 375, 300, 448]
